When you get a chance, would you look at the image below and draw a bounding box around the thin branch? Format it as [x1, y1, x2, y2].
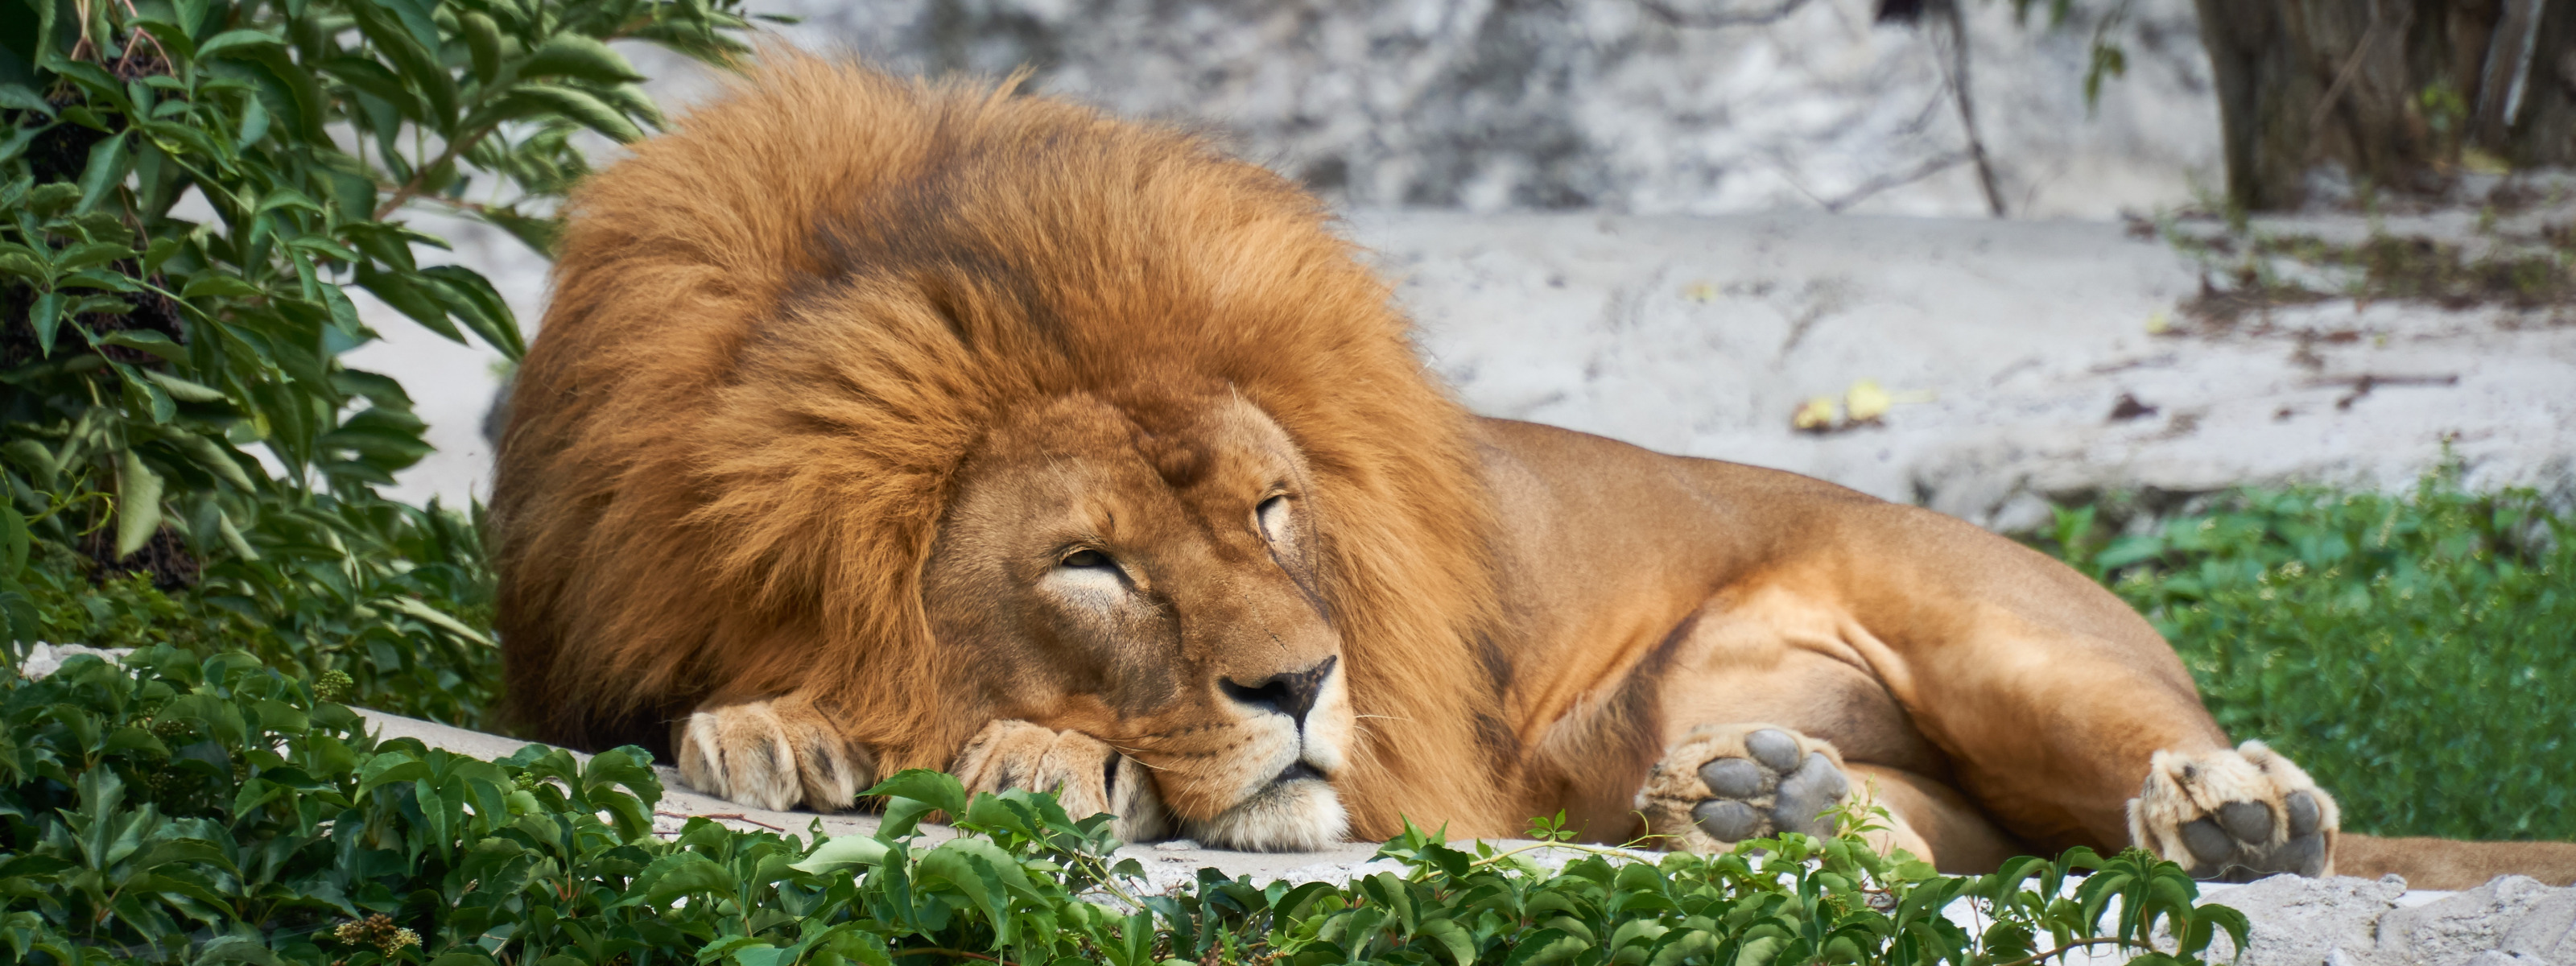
[374, 128, 498, 220]
[1926, 0, 2006, 217]
[2307, 0, 2408, 155]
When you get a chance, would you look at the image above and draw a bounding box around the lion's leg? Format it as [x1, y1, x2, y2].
[675, 694, 873, 812]
[1841, 763, 2024, 873]
[953, 720, 1172, 843]
[1805, 507, 2345, 879]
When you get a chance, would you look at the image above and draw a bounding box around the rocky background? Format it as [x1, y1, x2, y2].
[357, 0, 2576, 524]
[677, 0, 2222, 218]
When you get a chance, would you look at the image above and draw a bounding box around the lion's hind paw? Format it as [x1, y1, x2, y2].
[1637, 724, 1853, 852]
[674, 698, 873, 812]
[2128, 740, 2338, 881]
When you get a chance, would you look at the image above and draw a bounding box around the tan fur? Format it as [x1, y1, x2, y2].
[675, 697, 870, 812]
[494, 53, 2576, 886]
[952, 721, 1172, 842]
[493, 52, 1514, 843]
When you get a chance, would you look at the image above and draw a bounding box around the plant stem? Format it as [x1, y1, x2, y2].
[374, 128, 495, 220]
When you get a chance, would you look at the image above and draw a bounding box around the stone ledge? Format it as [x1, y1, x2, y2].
[19, 649, 2576, 964]
[357, 707, 2576, 966]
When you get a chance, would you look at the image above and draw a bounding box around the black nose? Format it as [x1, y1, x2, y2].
[1220, 655, 1337, 726]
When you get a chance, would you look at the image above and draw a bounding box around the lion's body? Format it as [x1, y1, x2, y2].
[493, 55, 2576, 888]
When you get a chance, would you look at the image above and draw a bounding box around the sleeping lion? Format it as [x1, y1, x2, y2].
[490, 54, 2576, 889]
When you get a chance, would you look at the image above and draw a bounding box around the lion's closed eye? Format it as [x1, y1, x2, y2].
[1051, 547, 1128, 597]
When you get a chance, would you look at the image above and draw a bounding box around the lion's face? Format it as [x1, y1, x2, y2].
[922, 390, 1353, 850]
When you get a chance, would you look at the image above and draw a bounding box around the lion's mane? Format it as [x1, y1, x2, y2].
[490, 53, 1518, 837]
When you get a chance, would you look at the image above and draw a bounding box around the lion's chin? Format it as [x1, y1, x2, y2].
[1179, 778, 1349, 852]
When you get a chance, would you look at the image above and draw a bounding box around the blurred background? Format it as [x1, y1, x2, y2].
[369, 0, 2576, 535]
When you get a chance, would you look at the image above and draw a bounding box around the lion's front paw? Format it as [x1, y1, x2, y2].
[674, 699, 874, 812]
[2128, 740, 2338, 881]
[954, 720, 1171, 842]
[1637, 724, 1853, 852]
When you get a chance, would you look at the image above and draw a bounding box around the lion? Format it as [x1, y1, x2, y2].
[490, 53, 2576, 887]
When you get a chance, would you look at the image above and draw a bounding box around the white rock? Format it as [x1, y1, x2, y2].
[2376, 877, 2576, 966]
[2193, 874, 2407, 966]
[13, 643, 136, 680]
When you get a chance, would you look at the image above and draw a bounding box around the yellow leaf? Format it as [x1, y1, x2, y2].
[1681, 281, 1717, 303]
[2145, 310, 2171, 334]
[1845, 379, 1892, 422]
[1793, 397, 1839, 431]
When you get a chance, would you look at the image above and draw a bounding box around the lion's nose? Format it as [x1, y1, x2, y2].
[1220, 655, 1336, 726]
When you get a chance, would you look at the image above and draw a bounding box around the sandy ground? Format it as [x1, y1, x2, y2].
[359, 206, 2576, 528]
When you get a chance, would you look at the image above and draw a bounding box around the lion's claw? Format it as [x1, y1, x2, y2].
[1640, 724, 1853, 852]
[675, 698, 873, 812]
[954, 720, 1171, 842]
[2128, 741, 2338, 881]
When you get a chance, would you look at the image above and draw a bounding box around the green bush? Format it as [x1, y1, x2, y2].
[0, 0, 762, 725]
[2037, 470, 2576, 841]
[0, 647, 2244, 966]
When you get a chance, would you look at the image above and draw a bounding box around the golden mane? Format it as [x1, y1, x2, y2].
[489, 52, 1518, 837]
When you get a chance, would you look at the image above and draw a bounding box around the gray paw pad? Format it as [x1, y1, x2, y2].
[2186, 791, 2329, 882]
[1693, 799, 1764, 841]
[1744, 729, 1802, 773]
[1699, 758, 1765, 799]
[1690, 737, 1852, 845]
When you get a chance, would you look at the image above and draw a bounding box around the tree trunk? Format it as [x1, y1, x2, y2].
[2509, 0, 2576, 166]
[2195, 0, 2570, 212]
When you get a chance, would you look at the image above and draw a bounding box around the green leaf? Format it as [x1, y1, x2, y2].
[75, 130, 132, 214]
[484, 208, 562, 258]
[347, 0, 457, 126]
[0, 246, 46, 279]
[180, 274, 266, 299]
[141, 368, 229, 403]
[0, 84, 54, 117]
[197, 935, 287, 966]
[791, 836, 891, 876]
[196, 29, 285, 60]
[97, 329, 187, 361]
[865, 770, 969, 821]
[490, 85, 644, 143]
[581, 745, 666, 810]
[1417, 919, 1478, 966]
[27, 291, 63, 356]
[163, 430, 255, 490]
[53, 241, 133, 271]
[419, 265, 525, 359]
[356, 268, 466, 343]
[634, 852, 740, 907]
[385, 595, 494, 646]
[916, 838, 1032, 946]
[113, 448, 166, 558]
[0, 505, 29, 580]
[460, 13, 504, 85]
[519, 35, 647, 84]
[1501, 929, 1585, 966]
